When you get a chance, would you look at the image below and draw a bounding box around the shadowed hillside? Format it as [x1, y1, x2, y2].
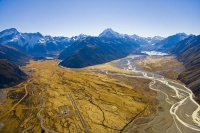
[0, 44, 30, 66]
[59, 37, 139, 68]
[170, 35, 200, 103]
[0, 59, 27, 88]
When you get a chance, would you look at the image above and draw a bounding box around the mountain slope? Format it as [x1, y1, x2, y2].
[59, 37, 139, 68]
[170, 35, 200, 103]
[155, 33, 189, 48]
[0, 44, 30, 66]
[0, 59, 27, 88]
[58, 39, 89, 60]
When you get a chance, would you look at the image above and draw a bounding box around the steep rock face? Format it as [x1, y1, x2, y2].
[59, 37, 139, 68]
[0, 44, 30, 66]
[156, 33, 189, 49]
[170, 35, 200, 103]
[0, 59, 27, 88]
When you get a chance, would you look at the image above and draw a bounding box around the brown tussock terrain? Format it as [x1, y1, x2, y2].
[0, 60, 157, 133]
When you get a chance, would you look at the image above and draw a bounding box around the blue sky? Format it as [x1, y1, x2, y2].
[0, 0, 199, 37]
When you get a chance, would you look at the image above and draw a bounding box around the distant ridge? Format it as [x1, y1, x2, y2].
[99, 28, 164, 45]
[155, 33, 189, 49]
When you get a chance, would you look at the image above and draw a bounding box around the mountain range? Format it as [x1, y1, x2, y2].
[59, 28, 190, 68]
[0, 28, 88, 56]
[99, 28, 164, 45]
[0, 28, 166, 57]
[0, 28, 195, 90]
[0, 28, 190, 58]
[58, 28, 166, 68]
[0, 28, 192, 68]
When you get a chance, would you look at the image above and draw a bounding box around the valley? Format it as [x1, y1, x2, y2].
[100, 55, 200, 133]
[0, 57, 157, 133]
[0, 27, 199, 133]
[0, 0, 199, 132]
[0, 54, 200, 133]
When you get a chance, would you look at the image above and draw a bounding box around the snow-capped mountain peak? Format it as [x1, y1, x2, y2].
[99, 28, 122, 38]
[78, 34, 88, 38]
[102, 28, 115, 33]
[0, 28, 19, 38]
[152, 36, 164, 40]
[71, 34, 88, 41]
[176, 33, 187, 36]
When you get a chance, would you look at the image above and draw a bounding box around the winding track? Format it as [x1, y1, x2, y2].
[37, 96, 57, 133]
[36, 72, 58, 133]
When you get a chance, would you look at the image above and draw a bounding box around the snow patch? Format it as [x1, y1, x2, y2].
[141, 51, 169, 56]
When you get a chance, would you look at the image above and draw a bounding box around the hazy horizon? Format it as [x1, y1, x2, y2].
[0, 0, 200, 37]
